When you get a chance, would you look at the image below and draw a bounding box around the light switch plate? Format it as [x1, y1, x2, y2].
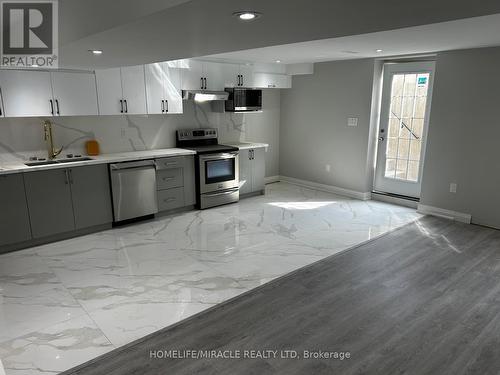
[348, 117, 358, 127]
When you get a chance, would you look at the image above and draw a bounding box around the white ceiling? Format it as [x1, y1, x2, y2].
[58, 0, 500, 69]
[207, 14, 500, 64]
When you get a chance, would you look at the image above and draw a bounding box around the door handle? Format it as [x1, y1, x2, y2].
[120, 100, 124, 113]
[55, 99, 60, 115]
[49, 99, 54, 115]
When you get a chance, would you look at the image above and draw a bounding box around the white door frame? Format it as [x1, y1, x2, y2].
[373, 61, 435, 198]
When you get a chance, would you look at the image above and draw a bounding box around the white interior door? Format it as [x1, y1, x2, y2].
[374, 62, 435, 198]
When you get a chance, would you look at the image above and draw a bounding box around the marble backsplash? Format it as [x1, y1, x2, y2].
[0, 90, 280, 175]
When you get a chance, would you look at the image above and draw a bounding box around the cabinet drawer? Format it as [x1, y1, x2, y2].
[157, 168, 183, 190]
[157, 187, 184, 211]
[156, 156, 185, 170]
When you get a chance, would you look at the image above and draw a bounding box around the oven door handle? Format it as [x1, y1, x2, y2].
[198, 153, 238, 161]
[204, 188, 239, 197]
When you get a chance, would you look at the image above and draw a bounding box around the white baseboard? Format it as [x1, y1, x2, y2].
[279, 175, 371, 201]
[417, 204, 471, 224]
[264, 175, 280, 184]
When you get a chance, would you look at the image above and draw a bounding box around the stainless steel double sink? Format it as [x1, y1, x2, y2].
[24, 157, 94, 167]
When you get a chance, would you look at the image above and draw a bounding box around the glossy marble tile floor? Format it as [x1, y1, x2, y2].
[0, 182, 420, 375]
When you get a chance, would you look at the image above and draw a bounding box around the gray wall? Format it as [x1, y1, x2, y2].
[420, 47, 500, 228]
[279, 59, 376, 193]
[0, 90, 280, 177]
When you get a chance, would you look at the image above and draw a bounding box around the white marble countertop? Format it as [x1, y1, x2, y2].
[222, 141, 269, 150]
[0, 148, 196, 175]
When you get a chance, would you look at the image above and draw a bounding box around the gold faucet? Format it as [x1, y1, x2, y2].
[43, 120, 63, 159]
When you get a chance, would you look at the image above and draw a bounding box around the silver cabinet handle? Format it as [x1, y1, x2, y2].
[162, 176, 175, 181]
[204, 189, 238, 197]
[164, 197, 176, 202]
[161, 100, 165, 113]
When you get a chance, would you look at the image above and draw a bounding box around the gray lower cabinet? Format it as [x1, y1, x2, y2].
[24, 168, 76, 238]
[238, 147, 266, 195]
[0, 174, 32, 246]
[24, 165, 112, 239]
[70, 165, 113, 229]
[155, 155, 196, 211]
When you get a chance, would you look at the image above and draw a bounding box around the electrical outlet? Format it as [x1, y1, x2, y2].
[449, 183, 457, 193]
[347, 117, 358, 127]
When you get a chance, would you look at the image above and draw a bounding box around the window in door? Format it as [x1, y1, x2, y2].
[384, 72, 430, 182]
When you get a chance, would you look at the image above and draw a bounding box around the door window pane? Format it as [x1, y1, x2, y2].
[383, 72, 430, 182]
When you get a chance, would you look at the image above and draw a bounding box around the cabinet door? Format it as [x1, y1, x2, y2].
[0, 70, 53, 117]
[239, 65, 255, 88]
[0, 174, 32, 247]
[24, 169, 75, 238]
[181, 59, 204, 90]
[51, 72, 98, 116]
[223, 64, 239, 88]
[203, 62, 225, 91]
[95, 68, 123, 115]
[253, 73, 292, 89]
[238, 149, 253, 195]
[251, 148, 266, 193]
[121, 65, 147, 115]
[69, 165, 113, 230]
[145, 63, 166, 115]
[163, 62, 183, 114]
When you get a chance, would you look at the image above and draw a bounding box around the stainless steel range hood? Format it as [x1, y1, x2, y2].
[182, 90, 229, 102]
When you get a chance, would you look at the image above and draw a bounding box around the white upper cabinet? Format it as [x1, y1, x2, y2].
[0, 70, 54, 117]
[95, 65, 147, 115]
[238, 64, 255, 88]
[203, 62, 225, 91]
[51, 72, 98, 116]
[95, 68, 123, 115]
[145, 61, 183, 114]
[121, 65, 147, 115]
[180, 59, 204, 90]
[253, 72, 292, 89]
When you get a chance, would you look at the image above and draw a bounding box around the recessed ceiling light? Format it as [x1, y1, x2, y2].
[233, 11, 261, 21]
[89, 49, 103, 55]
[375, 49, 383, 53]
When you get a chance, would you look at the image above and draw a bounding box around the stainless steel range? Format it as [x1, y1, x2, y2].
[177, 128, 239, 209]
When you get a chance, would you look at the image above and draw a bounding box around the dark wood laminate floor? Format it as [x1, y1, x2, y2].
[63, 216, 500, 375]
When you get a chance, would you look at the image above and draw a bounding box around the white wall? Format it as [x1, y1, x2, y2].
[279, 59, 377, 194]
[420, 47, 500, 228]
[0, 90, 280, 177]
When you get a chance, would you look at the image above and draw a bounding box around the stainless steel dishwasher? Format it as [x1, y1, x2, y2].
[110, 160, 158, 222]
